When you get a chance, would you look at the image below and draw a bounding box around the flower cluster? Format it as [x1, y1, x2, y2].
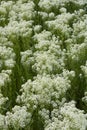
[6, 106, 31, 130]
[17, 73, 71, 109]
[45, 101, 87, 130]
[21, 30, 66, 74]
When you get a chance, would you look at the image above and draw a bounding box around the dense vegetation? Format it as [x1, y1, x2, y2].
[0, 0, 87, 129]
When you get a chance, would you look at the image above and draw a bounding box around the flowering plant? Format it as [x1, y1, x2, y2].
[0, 0, 87, 129]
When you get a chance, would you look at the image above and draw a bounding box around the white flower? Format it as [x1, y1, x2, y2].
[32, 50, 65, 74]
[6, 106, 31, 129]
[17, 74, 71, 111]
[0, 46, 15, 69]
[4, 20, 33, 45]
[33, 30, 52, 43]
[0, 70, 12, 91]
[45, 101, 87, 130]
[0, 114, 7, 130]
[8, 1, 35, 21]
[34, 25, 42, 33]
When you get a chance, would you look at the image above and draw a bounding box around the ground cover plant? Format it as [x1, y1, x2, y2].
[0, 0, 87, 130]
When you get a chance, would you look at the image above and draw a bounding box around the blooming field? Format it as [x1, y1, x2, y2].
[0, 0, 87, 129]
